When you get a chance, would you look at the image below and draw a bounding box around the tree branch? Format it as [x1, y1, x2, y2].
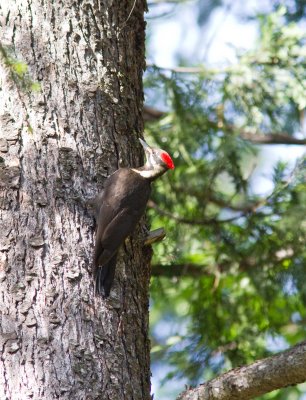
[238, 131, 306, 145]
[152, 259, 254, 278]
[152, 249, 293, 278]
[207, 194, 264, 213]
[152, 263, 213, 277]
[146, 63, 218, 75]
[148, 200, 242, 225]
[143, 105, 165, 122]
[177, 341, 306, 400]
[143, 105, 306, 145]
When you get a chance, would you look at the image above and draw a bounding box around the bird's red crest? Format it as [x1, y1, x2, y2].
[161, 151, 175, 169]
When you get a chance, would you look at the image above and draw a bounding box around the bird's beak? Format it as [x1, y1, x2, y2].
[139, 138, 153, 154]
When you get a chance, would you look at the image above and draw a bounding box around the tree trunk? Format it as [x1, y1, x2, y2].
[0, 1, 150, 399]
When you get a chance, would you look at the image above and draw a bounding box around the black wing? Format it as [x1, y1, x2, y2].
[93, 168, 151, 296]
[95, 205, 145, 265]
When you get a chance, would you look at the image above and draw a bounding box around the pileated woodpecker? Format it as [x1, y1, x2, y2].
[93, 138, 175, 297]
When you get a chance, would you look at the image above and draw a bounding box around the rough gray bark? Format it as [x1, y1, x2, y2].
[0, 1, 150, 399]
[177, 340, 306, 400]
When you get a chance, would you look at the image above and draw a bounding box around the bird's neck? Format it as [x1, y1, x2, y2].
[131, 164, 166, 180]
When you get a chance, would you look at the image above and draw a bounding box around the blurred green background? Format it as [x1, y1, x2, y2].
[145, 1, 306, 399]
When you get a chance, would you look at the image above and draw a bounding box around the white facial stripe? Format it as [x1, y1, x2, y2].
[149, 152, 155, 166]
[131, 168, 156, 178]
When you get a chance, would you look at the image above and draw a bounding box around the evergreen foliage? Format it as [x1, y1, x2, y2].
[146, 7, 306, 399]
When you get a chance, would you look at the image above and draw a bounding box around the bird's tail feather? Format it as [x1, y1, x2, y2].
[95, 254, 118, 298]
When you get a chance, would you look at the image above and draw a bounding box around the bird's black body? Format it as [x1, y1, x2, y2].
[94, 169, 151, 296]
[93, 139, 174, 297]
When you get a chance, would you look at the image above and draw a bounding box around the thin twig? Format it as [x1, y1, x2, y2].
[148, 200, 244, 225]
[147, 62, 221, 75]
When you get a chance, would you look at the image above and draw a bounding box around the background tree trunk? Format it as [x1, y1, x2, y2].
[0, 1, 150, 399]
